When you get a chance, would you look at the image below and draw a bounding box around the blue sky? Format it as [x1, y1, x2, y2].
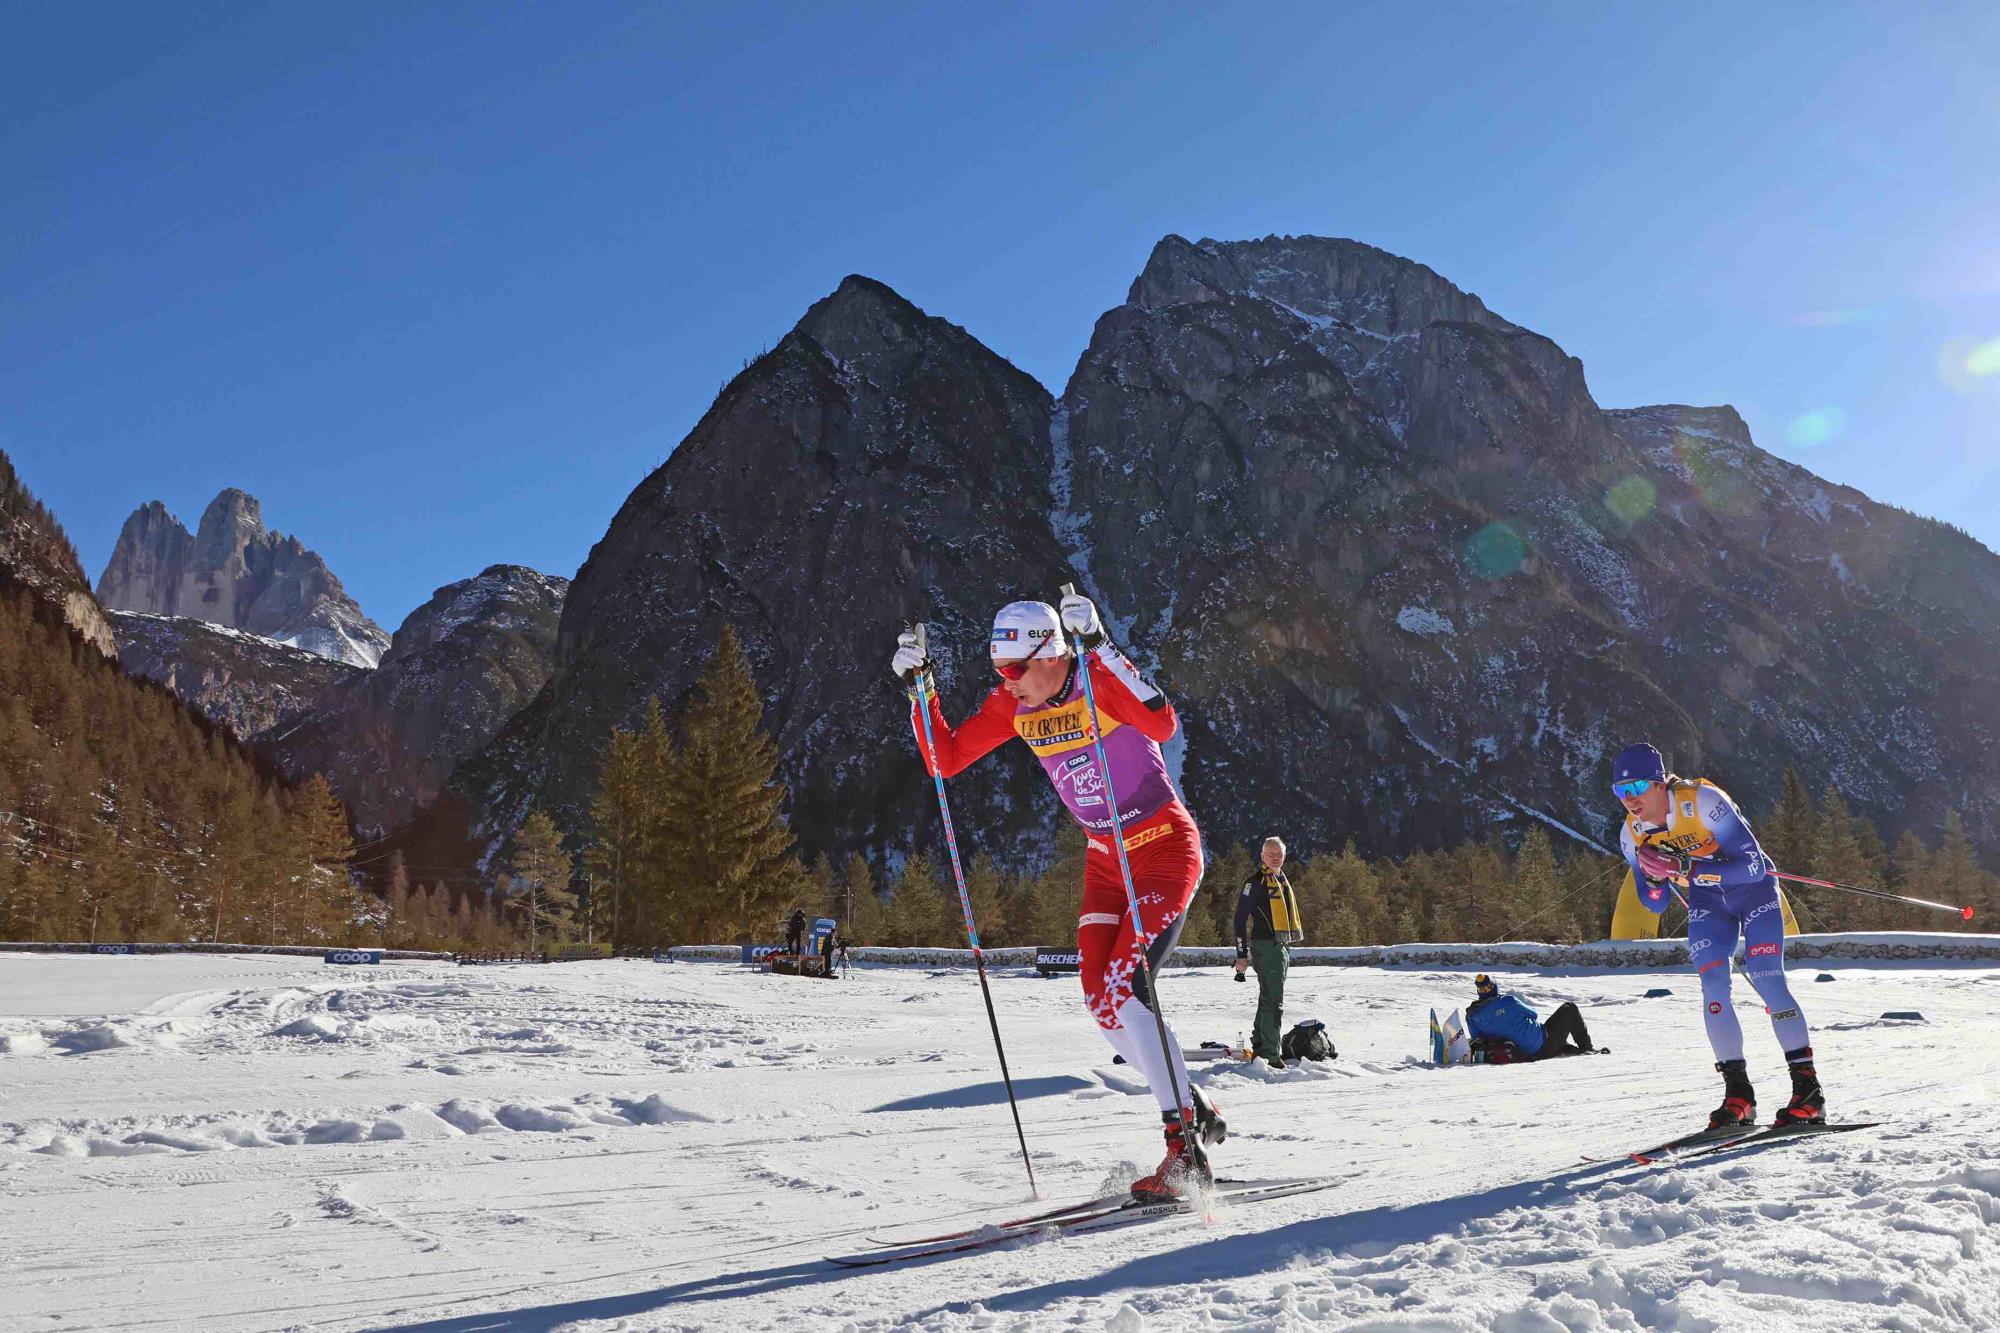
[5, 3, 1997, 628]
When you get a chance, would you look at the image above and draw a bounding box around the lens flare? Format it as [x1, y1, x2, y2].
[1605, 475, 1656, 526]
[1967, 337, 2000, 379]
[1465, 521, 1526, 578]
[1786, 408, 1847, 449]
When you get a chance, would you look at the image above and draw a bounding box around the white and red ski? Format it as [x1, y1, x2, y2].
[828, 1176, 1340, 1267]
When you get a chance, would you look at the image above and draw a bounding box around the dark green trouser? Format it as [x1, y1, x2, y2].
[1249, 936, 1289, 1059]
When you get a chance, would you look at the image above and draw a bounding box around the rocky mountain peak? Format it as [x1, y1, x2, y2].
[450, 275, 1066, 869]
[97, 489, 390, 668]
[383, 564, 571, 666]
[791, 274, 1045, 409]
[1129, 233, 1517, 339]
[796, 274, 920, 348]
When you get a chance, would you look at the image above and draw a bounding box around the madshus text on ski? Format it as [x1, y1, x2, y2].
[874, 591, 1920, 1255]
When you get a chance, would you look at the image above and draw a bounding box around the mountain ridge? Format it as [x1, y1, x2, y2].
[422, 234, 2000, 881]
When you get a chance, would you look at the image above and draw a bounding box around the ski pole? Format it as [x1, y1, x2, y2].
[908, 623, 1039, 1197]
[1059, 584, 1193, 1132]
[1773, 869, 1975, 921]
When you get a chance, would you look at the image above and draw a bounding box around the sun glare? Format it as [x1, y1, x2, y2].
[1786, 408, 1848, 449]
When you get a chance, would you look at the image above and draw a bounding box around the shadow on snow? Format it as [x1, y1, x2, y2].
[867, 1074, 1100, 1112]
[364, 1158, 1642, 1332]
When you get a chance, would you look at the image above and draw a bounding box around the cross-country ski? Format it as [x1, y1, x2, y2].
[830, 1177, 1344, 1267]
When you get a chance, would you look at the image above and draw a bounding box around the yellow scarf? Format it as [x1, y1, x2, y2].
[1261, 871, 1303, 941]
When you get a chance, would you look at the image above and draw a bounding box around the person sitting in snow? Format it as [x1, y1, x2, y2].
[1465, 974, 1595, 1062]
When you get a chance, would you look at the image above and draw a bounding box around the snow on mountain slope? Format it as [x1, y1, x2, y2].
[1, 952, 1993, 1331]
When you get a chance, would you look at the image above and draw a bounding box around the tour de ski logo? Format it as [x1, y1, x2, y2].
[1059, 752, 1105, 803]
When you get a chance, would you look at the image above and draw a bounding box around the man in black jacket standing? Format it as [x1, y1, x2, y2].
[1233, 836, 1304, 1068]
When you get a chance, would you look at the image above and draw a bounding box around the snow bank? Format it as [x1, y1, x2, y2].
[6, 1090, 708, 1158]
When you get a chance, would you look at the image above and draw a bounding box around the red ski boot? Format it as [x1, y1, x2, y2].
[1708, 1058, 1756, 1130]
[1130, 1110, 1213, 1202]
[1772, 1047, 1825, 1126]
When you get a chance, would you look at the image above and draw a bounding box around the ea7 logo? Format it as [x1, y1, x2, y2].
[1748, 942, 1780, 957]
[1687, 908, 1710, 921]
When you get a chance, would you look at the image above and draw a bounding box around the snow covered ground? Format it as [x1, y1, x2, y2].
[2, 950, 1995, 1332]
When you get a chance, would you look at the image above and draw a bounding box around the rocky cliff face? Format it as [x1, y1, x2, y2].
[108, 611, 364, 739]
[264, 565, 568, 838]
[441, 237, 2000, 870]
[452, 276, 1073, 865]
[97, 491, 389, 667]
[1061, 235, 2000, 854]
[0, 448, 117, 657]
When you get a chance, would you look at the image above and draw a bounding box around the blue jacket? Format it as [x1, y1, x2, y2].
[1465, 992, 1545, 1057]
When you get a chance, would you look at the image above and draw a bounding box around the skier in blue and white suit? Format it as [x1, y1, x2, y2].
[1611, 742, 1828, 1129]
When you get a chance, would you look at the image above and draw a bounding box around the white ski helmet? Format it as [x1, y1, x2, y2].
[989, 600, 1067, 662]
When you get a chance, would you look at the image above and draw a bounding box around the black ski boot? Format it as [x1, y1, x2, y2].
[1773, 1047, 1825, 1126]
[1189, 1085, 1227, 1147]
[1708, 1058, 1756, 1129]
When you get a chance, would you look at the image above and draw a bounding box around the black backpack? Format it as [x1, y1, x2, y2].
[1281, 1019, 1336, 1062]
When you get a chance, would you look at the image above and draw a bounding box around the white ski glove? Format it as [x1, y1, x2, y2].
[1058, 592, 1105, 650]
[891, 630, 933, 697]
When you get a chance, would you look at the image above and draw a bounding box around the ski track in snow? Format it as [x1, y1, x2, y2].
[1, 952, 1995, 1332]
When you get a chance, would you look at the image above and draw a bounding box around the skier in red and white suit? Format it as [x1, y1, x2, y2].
[892, 593, 1222, 1198]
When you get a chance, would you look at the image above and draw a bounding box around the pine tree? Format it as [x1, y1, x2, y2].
[886, 851, 955, 946]
[1934, 811, 1984, 931]
[1204, 844, 1254, 947]
[508, 810, 577, 950]
[1763, 768, 1818, 878]
[960, 855, 1009, 947]
[1886, 830, 1935, 933]
[585, 724, 646, 949]
[663, 626, 808, 942]
[838, 852, 879, 942]
[383, 851, 412, 948]
[1015, 844, 1085, 948]
[1806, 787, 1869, 931]
[1510, 826, 1562, 941]
[803, 855, 841, 923]
[289, 774, 359, 943]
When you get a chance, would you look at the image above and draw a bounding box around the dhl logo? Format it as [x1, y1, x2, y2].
[1087, 822, 1174, 856]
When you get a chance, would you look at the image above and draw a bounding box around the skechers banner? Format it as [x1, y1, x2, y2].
[1035, 948, 1082, 975]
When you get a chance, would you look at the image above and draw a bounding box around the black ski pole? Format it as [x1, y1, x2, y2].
[1060, 584, 1193, 1135]
[908, 623, 1039, 1197]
